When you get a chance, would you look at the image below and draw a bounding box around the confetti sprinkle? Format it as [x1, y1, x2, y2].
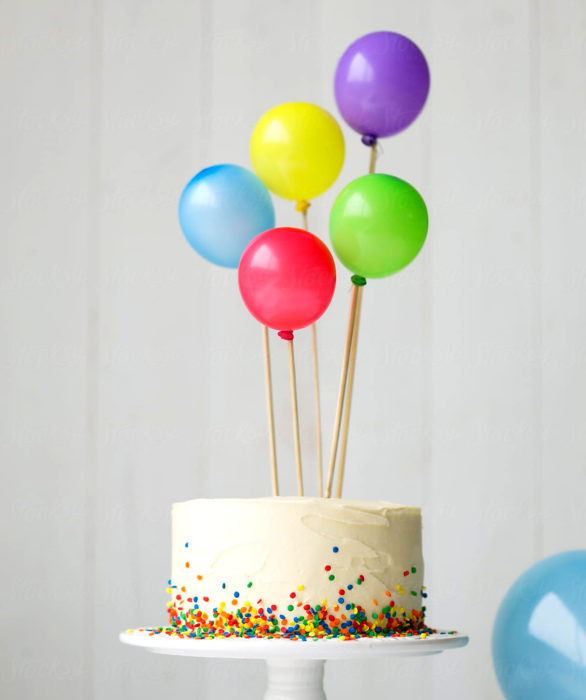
[333, 546, 339, 553]
[155, 594, 433, 641]
[156, 559, 433, 641]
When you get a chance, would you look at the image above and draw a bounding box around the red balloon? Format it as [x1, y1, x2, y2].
[238, 227, 336, 332]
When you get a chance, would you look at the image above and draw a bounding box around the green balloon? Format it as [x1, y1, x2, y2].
[329, 173, 428, 279]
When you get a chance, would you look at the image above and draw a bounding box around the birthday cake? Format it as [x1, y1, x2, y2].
[158, 497, 431, 640]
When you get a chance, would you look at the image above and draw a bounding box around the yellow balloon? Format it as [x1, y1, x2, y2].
[250, 102, 345, 202]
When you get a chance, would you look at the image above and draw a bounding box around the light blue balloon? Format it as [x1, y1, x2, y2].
[178, 164, 275, 268]
[492, 550, 586, 699]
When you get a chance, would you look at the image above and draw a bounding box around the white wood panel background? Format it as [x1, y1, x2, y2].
[1, 1, 585, 698]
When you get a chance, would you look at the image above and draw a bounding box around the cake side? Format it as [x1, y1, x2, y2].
[165, 497, 429, 639]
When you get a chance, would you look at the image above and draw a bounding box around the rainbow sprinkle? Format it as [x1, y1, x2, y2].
[148, 567, 434, 640]
[143, 543, 436, 641]
[153, 595, 433, 640]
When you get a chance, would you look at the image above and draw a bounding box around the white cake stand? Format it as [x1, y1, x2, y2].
[120, 629, 468, 699]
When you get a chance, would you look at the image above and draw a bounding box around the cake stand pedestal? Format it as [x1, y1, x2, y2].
[120, 630, 468, 700]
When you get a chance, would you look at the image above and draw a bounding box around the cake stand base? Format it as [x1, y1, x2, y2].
[120, 630, 468, 700]
[265, 660, 325, 700]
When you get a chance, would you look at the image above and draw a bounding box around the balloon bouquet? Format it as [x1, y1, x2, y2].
[178, 31, 430, 499]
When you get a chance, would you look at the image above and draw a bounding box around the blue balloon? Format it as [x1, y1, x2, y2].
[493, 550, 586, 699]
[178, 164, 275, 268]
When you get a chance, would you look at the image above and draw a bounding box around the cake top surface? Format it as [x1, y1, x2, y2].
[173, 496, 420, 513]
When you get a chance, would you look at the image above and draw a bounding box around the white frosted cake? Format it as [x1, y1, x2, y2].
[162, 497, 430, 639]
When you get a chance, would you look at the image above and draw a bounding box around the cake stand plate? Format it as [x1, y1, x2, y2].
[120, 629, 468, 699]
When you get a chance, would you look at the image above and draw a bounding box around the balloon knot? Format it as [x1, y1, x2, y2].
[351, 275, 367, 287]
[278, 330, 294, 341]
[295, 200, 311, 214]
[361, 134, 377, 147]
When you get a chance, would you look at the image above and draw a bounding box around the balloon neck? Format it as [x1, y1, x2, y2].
[351, 275, 367, 287]
[278, 330, 294, 341]
[295, 200, 311, 214]
[361, 134, 377, 147]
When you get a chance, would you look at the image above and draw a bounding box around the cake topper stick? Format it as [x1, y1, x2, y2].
[324, 282, 360, 497]
[297, 200, 324, 497]
[262, 325, 279, 496]
[279, 331, 304, 496]
[300, 205, 309, 232]
[336, 286, 363, 498]
[335, 142, 377, 497]
[368, 141, 377, 175]
[310, 323, 324, 497]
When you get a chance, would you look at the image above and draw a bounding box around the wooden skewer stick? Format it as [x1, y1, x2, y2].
[335, 285, 363, 498]
[332, 141, 377, 497]
[368, 142, 377, 174]
[311, 323, 324, 497]
[298, 201, 323, 496]
[324, 284, 360, 497]
[262, 325, 279, 496]
[301, 207, 309, 231]
[285, 335, 304, 496]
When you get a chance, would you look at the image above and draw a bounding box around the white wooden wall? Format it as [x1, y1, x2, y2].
[2, 1, 585, 698]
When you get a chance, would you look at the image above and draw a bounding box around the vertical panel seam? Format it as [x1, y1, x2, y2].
[529, 0, 544, 559]
[84, 0, 102, 697]
[190, 0, 214, 693]
[422, 2, 434, 536]
[421, 6, 434, 697]
[198, 0, 213, 499]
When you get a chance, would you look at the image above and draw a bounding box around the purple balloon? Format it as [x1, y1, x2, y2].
[334, 31, 430, 140]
